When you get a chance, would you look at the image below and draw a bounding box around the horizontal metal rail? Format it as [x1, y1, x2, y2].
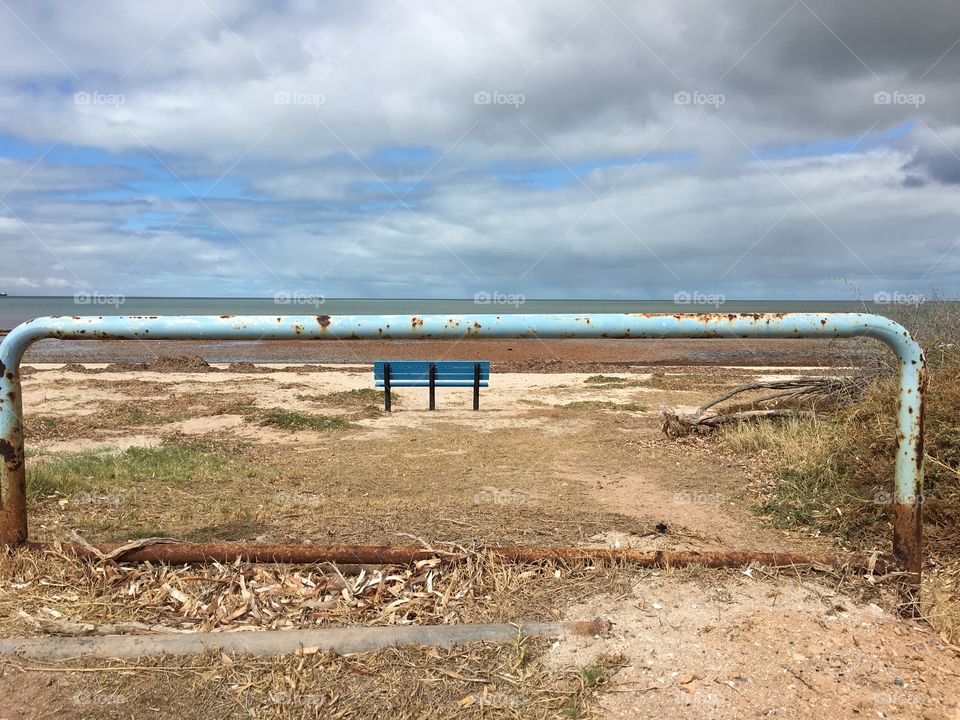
[0, 313, 925, 597]
[41, 540, 890, 572]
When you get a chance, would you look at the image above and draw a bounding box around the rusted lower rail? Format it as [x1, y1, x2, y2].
[35, 541, 889, 572]
[0, 314, 925, 595]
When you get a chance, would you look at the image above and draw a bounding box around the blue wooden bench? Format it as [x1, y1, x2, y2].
[374, 360, 490, 412]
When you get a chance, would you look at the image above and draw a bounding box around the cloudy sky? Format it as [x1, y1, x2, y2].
[0, 0, 957, 299]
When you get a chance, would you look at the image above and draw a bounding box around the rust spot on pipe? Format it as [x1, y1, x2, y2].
[568, 618, 611, 636]
[411, 317, 424, 328]
[0, 438, 22, 472]
[891, 501, 922, 612]
[317, 315, 331, 328]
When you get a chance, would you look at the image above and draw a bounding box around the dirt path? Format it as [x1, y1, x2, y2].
[555, 573, 960, 719]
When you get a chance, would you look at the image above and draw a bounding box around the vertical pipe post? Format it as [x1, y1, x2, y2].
[383, 363, 392, 413]
[428, 363, 436, 411]
[891, 352, 926, 614]
[473, 363, 480, 411]
[0, 358, 26, 546]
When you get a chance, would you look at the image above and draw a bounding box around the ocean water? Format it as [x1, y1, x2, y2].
[0, 296, 899, 330]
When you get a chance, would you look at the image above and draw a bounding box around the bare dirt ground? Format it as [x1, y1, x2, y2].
[1, 360, 958, 718]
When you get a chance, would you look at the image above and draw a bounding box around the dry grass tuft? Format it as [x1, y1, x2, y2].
[0, 549, 641, 637]
[714, 309, 960, 643]
[922, 559, 960, 645]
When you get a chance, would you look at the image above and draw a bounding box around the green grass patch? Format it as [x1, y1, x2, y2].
[585, 375, 630, 384]
[579, 665, 608, 689]
[719, 339, 960, 548]
[583, 375, 644, 388]
[259, 410, 354, 431]
[297, 388, 386, 408]
[326, 388, 384, 403]
[562, 654, 626, 718]
[27, 441, 238, 501]
[755, 461, 886, 542]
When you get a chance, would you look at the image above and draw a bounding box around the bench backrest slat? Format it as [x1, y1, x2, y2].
[374, 360, 489, 387]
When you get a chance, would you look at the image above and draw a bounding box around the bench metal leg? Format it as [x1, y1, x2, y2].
[384, 363, 392, 412]
[473, 363, 480, 411]
[429, 363, 436, 411]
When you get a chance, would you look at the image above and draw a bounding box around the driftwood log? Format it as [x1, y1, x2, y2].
[661, 376, 872, 438]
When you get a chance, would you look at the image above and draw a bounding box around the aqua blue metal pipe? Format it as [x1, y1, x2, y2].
[0, 313, 925, 585]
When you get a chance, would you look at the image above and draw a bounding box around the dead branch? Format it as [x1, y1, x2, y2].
[661, 375, 872, 439]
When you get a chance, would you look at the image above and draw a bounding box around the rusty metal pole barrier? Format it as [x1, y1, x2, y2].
[0, 313, 925, 591]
